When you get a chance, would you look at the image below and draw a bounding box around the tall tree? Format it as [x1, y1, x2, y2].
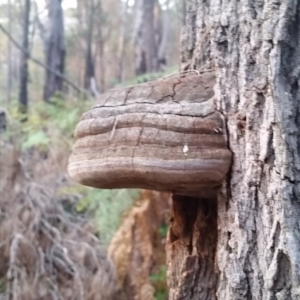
[167, 0, 300, 299]
[18, 0, 31, 113]
[156, 0, 170, 72]
[43, 0, 65, 102]
[95, 1, 105, 93]
[134, 0, 168, 76]
[134, 0, 157, 75]
[81, 0, 98, 96]
[6, 0, 12, 104]
[116, 0, 130, 84]
[77, 0, 105, 95]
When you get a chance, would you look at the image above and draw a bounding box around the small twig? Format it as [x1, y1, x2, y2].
[7, 234, 23, 300]
[45, 277, 62, 300]
[109, 116, 118, 141]
[39, 219, 62, 243]
[45, 212, 99, 244]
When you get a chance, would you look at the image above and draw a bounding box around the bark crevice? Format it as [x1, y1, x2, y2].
[166, 194, 219, 300]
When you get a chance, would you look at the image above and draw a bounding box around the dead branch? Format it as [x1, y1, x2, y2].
[7, 234, 22, 300]
[0, 24, 88, 96]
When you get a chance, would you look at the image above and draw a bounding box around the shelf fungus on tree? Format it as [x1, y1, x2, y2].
[68, 72, 232, 196]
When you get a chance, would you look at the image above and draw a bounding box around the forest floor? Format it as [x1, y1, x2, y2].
[0, 92, 170, 299]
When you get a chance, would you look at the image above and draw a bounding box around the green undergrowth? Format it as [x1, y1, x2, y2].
[159, 224, 168, 239]
[4, 94, 141, 248]
[152, 224, 169, 299]
[150, 265, 168, 300]
[3, 73, 173, 248]
[8, 95, 89, 152]
[6, 66, 178, 151]
[58, 184, 141, 246]
[0, 277, 5, 294]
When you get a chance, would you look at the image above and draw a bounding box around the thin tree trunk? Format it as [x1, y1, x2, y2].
[167, 0, 300, 299]
[18, 0, 30, 114]
[181, 0, 186, 26]
[98, 35, 105, 92]
[7, 0, 12, 104]
[82, 0, 104, 94]
[134, 0, 158, 75]
[142, 0, 157, 73]
[117, 0, 130, 84]
[97, 0, 107, 93]
[83, 0, 99, 97]
[84, 7, 95, 92]
[157, 0, 169, 72]
[35, 2, 47, 53]
[43, 0, 65, 102]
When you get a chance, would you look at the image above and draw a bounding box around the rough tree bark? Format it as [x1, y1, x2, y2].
[43, 0, 65, 102]
[167, 0, 300, 299]
[18, 0, 31, 113]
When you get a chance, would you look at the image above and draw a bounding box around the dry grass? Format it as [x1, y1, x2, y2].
[0, 139, 122, 300]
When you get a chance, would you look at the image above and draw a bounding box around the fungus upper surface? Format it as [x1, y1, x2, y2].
[68, 72, 232, 196]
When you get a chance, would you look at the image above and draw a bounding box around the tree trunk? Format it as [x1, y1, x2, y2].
[156, 0, 169, 73]
[134, 0, 158, 75]
[181, 0, 186, 26]
[7, 0, 12, 104]
[117, 0, 130, 84]
[167, 0, 300, 299]
[43, 0, 65, 102]
[18, 0, 31, 114]
[84, 7, 96, 95]
[83, 0, 100, 97]
[167, 195, 218, 299]
[94, 0, 105, 93]
[97, 23, 105, 93]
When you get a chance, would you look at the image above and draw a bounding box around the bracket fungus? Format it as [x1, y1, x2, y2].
[68, 72, 232, 196]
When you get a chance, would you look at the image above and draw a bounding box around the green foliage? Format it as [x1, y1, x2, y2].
[22, 130, 49, 150]
[159, 225, 168, 239]
[0, 277, 6, 294]
[58, 184, 141, 247]
[6, 94, 141, 248]
[94, 189, 140, 246]
[58, 184, 89, 196]
[0, 113, 22, 144]
[8, 96, 89, 151]
[150, 266, 168, 300]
